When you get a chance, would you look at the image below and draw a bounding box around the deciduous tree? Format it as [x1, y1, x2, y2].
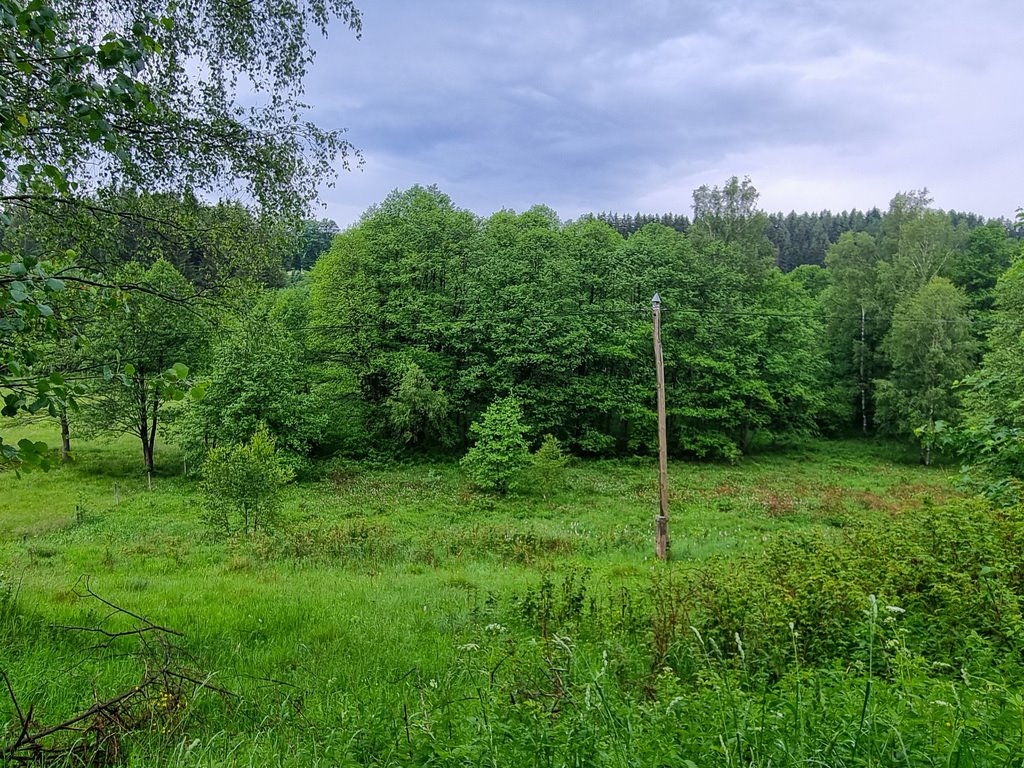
[79, 259, 206, 471]
[875, 277, 975, 464]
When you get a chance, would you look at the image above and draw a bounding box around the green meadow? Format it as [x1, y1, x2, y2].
[3, 428, 1023, 766]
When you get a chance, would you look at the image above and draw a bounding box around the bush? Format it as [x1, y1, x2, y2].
[200, 424, 294, 535]
[530, 434, 569, 498]
[461, 397, 530, 494]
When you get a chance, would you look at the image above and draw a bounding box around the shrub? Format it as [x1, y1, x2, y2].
[530, 434, 569, 498]
[461, 397, 530, 494]
[200, 424, 294, 535]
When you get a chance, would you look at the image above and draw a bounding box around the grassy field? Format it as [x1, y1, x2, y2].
[4, 426, 1022, 766]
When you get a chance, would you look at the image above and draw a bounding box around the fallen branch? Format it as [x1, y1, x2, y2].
[0, 579, 228, 765]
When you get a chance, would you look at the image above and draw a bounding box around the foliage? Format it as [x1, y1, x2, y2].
[308, 185, 477, 450]
[385, 360, 450, 448]
[461, 397, 530, 494]
[528, 433, 569, 498]
[8, 177, 1010, 474]
[77, 259, 206, 471]
[4, 0, 361, 214]
[875, 277, 975, 463]
[200, 424, 294, 535]
[0, 0, 361, 465]
[959, 256, 1024, 501]
[820, 193, 1001, 435]
[289, 218, 340, 272]
[309, 182, 837, 460]
[823, 231, 887, 431]
[690, 175, 775, 272]
[169, 296, 324, 469]
[948, 220, 1017, 312]
[3, 191, 297, 298]
[0, 250, 82, 467]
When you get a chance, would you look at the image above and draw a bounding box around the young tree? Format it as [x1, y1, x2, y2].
[823, 232, 885, 431]
[385, 361, 451, 448]
[530, 434, 569, 499]
[875, 278, 976, 463]
[461, 397, 530, 494]
[201, 424, 294, 535]
[170, 298, 324, 467]
[80, 259, 206, 471]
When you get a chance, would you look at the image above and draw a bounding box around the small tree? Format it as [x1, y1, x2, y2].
[530, 434, 569, 499]
[200, 425, 294, 534]
[461, 397, 530, 494]
[171, 299, 323, 467]
[79, 259, 205, 472]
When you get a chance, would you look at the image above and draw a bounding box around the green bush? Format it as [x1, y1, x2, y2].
[530, 434, 569, 498]
[506, 498, 1024, 682]
[200, 424, 294, 535]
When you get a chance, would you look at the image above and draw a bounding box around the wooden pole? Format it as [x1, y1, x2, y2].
[860, 305, 868, 434]
[652, 293, 669, 561]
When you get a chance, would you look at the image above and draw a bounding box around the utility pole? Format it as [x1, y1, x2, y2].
[652, 293, 669, 561]
[860, 305, 867, 434]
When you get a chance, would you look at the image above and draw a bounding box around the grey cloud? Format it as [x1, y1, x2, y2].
[304, 0, 1024, 224]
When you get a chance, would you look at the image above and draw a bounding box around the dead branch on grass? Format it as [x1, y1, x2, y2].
[0, 578, 229, 765]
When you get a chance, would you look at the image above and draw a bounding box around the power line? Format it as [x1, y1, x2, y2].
[300, 302, 986, 335]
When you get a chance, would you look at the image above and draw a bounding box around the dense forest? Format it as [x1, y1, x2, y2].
[5, 175, 1022, 500]
[599, 197, 1009, 273]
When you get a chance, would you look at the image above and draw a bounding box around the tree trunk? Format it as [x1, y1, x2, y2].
[143, 440, 154, 473]
[60, 407, 71, 462]
[145, 385, 159, 474]
[138, 375, 154, 473]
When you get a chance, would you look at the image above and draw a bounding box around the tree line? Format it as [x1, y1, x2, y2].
[8, 178, 1021, 501]
[598, 198, 1008, 274]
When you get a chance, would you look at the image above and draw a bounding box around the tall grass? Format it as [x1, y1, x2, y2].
[5, 428, 1019, 765]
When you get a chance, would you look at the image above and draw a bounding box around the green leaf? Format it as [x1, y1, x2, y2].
[190, 380, 210, 401]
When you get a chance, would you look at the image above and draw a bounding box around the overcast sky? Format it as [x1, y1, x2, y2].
[302, 0, 1022, 227]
